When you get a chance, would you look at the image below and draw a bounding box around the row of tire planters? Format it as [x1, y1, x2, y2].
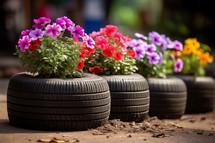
[174, 75, 215, 113]
[7, 72, 111, 131]
[147, 77, 187, 119]
[101, 74, 150, 122]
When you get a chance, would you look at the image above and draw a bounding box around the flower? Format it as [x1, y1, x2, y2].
[114, 51, 124, 61]
[29, 39, 42, 51]
[77, 61, 84, 70]
[145, 44, 156, 55]
[134, 47, 145, 60]
[148, 31, 163, 46]
[200, 52, 210, 65]
[135, 33, 147, 40]
[147, 53, 160, 64]
[84, 45, 95, 56]
[79, 51, 86, 60]
[127, 50, 136, 58]
[173, 40, 183, 51]
[20, 29, 32, 39]
[185, 38, 200, 49]
[69, 25, 84, 39]
[83, 35, 95, 49]
[159, 52, 163, 65]
[102, 44, 116, 57]
[29, 29, 44, 40]
[130, 39, 146, 49]
[95, 36, 109, 49]
[62, 16, 75, 29]
[89, 66, 103, 74]
[166, 37, 174, 49]
[18, 36, 31, 52]
[45, 23, 62, 39]
[33, 17, 51, 29]
[182, 44, 192, 55]
[105, 25, 118, 37]
[174, 58, 183, 72]
[56, 17, 66, 30]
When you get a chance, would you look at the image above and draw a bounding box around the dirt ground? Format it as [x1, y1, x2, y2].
[0, 79, 215, 143]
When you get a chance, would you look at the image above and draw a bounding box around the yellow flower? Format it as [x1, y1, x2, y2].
[182, 44, 192, 55]
[193, 48, 203, 56]
[185, 38, 200, 49]
[200, 52, 210, 65]
[208, 55, 213, 63]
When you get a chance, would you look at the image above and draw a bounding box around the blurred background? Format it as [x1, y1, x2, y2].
[0, 0, 215, 78]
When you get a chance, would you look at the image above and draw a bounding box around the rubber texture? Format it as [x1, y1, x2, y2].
[174, 75, 215, 113]
[101, 74, 150, 122]
[147, 77, 187, 119]
[7, 73, 111, 130]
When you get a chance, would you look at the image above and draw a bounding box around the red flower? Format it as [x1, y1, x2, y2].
[77, 61, 84, 70]
[114, 32, 123, 42]
[114, 51, 124, 61]
[83, 45, 95, 56]
[105, 25, 118, 37]
[127, 50, 136, 58]
[96, 36, 109, 49]
[102, 44, 116, 57]
[29, 39, 42, 51]
[89, 66, 103, 74]
[79, 51, 86, 60]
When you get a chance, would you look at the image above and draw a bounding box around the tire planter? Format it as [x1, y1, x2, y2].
[7, 73, 110, 131]
[147, 77, 187, 119]
[101, 74, 149, 122]
[174, 75, 215, 113]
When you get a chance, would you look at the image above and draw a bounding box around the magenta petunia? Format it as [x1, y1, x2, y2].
[20, 29, 32, 39]
[62, 16, 75, 29]
[145, 44, 157, 55]
[83, 35, 95, 49]
[33, 17, 51, 29]
[173, 40, 183, 51]
[56, 17, 66, 30]
[18, 36, 31, 52]
[45, 23, 62, 39]
[147, 52, 160, 65]
[29, 29, 44, 40]
[69, 25, 84, 39]
[174, 58, 183, 72]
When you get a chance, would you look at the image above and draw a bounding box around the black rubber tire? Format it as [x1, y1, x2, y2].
[7, 73, 111, 130]
[174, 75, 215, 113]
[147, 77, 187, 119]
[101, 74, 148, 92]
[101, 74, 150, 122]
[110, 111, 149, 122]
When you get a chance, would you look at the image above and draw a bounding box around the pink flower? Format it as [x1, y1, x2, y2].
[45, 23, 62, 39]
[173, 40, 183, 51]
[18, 36, 31, 52]
[174, 58, 183, 72]
[96, 36, 109, 49]
[69, 25, 84, 39]
[33, 17, 51, 29]
[83, 35, 95, 49]
[20, 29, 32, 39]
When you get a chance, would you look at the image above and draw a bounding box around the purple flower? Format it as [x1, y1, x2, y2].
[147, 52, 160, 64]
[134, 47, 145, 60]
[18, 36, 31, 52]
[130, 39, 147, 49]
[62, 16, 75, 29]
[56, 18, 66, 30]
[173, 40, 183, 51]
[135, 33, 147, 40]
[159, 52, 163, 65]
[20, 29, 32, 39]
[69, 25, 84, 39]
[148, 31, 163, 46]
[174, 58, 183, 72]
[29, 29, 44, 40]
[160, 34, 167, 51]
[45, 23, 62, 39]
[83, 35, 95, 49]
[145, 44, 156, 55]
[166, 37, 174, 49]
[33, 17, 51, 29]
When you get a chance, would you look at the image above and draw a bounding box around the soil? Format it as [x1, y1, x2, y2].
[0, 79, 215, 143]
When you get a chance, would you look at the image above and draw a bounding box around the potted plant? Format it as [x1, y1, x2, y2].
[7, 16, 111, 130]
[130, 31, 187, 119]
[172, 38, 215, 113]
[84, 25, 149, 122]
